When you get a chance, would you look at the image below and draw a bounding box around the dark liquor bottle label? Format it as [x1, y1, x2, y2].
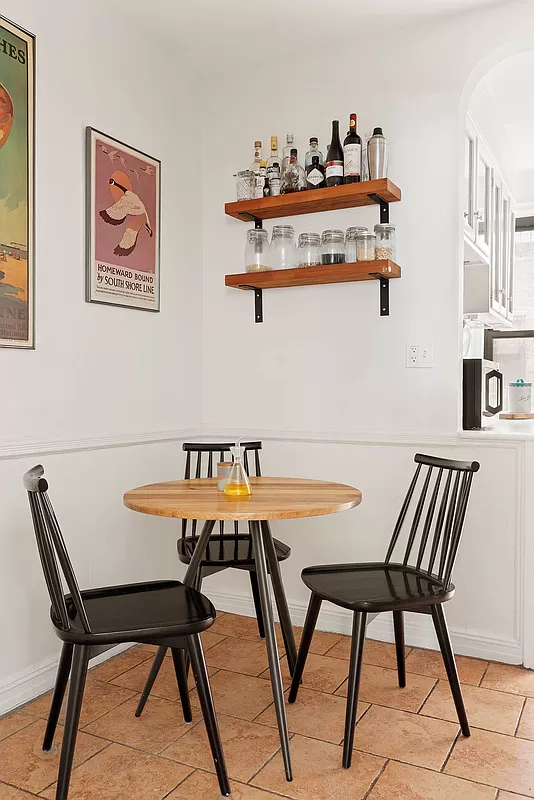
[307, 168, 325, 186]
[325, 160, 343, 180]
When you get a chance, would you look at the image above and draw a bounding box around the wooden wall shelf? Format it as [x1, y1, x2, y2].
[226, 261, 400, 322]
[225, 260, 400, 290]
[225, 178, 401, 222]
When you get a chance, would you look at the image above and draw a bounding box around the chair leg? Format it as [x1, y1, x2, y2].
[188, 633, 230, 797]
[249, 570, 265, 639]
[135, 645, 167, 717]
[342, 611, 367, 769]
[43, 642, 73, 752]
[55, 645, 90, 800]
[288, 592, 322, 703]
[431, 604, 470, 736]
[393, 610, 406, 688]
[171, 648, 192, 723]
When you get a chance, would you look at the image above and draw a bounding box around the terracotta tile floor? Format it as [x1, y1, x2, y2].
[1, 611, 534, 799]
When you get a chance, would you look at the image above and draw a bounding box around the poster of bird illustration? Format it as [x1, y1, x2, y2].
[86, 127, 160, 311]
[0, 17, 34, 348]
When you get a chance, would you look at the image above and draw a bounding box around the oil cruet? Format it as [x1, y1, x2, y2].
[224, 441, 252, 496]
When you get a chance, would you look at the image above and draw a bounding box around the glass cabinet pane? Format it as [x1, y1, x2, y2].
[464, 131, 475, 236]
[476, 151, 491, 252]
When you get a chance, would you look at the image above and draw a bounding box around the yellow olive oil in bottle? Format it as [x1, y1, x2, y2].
[224, 443, 252, 496]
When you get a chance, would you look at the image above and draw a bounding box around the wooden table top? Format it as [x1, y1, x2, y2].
[123, 476, 362, 521]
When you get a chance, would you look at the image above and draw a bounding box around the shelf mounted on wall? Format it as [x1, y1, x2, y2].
[224, 178, 402, 322]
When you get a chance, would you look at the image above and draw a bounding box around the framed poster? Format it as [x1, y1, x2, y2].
[0, 16, 34, 348]
[86, 127, 160, 311]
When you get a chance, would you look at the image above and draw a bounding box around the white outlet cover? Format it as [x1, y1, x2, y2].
[406, 342, 434, 368]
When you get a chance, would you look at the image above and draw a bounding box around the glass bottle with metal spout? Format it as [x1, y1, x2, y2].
[224, 442, 252, 496]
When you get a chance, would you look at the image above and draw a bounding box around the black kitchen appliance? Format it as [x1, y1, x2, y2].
[463, 358, 503, 429]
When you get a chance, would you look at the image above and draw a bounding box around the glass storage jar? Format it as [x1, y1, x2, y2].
[321, 229, 345, 265]
[245, 228, 270, 272]
[345, 226, 368, 263]
[374, 224, 396, 260]
[236, 170, 255, 201]
[271, 225, 297, 270]
[297, 233, 321, 267]
[356, 232, 376, 261]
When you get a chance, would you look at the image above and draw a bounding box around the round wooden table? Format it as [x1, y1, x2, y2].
[124, 476, 362, 781]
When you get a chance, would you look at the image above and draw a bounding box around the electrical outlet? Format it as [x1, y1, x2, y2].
[406, 342, 434, 368]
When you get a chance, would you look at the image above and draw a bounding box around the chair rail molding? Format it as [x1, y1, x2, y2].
[0, 428, 203, 461]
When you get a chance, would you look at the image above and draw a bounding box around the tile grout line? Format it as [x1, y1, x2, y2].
[415, 677, 439, 713]
[362, 757, 389, 800]
[513, 695, 528, 737]
[159, 764, 196, 799]
[439, 728, 460, 773]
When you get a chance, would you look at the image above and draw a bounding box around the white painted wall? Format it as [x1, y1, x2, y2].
[3, 0, 534, 716]
[0, 0, 203, 710]
[199, 2, 534, 665]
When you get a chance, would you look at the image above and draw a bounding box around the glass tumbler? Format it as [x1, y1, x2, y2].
[345, 227, 368, 263]
[245, 228, 270, 272]
[321, 229, 345, 265]
[236, 170, 255, 201]
[374, 224, 396, 260]
[297, 233, 321, 267]
[271, 225, 297, 270]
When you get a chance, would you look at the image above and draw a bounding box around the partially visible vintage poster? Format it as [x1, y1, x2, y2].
[0, 16, 34, 348]
[86, 128, 160, 311]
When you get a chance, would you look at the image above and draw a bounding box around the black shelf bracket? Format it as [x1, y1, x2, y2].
[240, 285, 263, 322]
[370, 273, 390, 316]
[368, 193, 390, 224]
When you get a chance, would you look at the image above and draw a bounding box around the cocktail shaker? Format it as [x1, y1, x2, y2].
[367, 127, 388, 180]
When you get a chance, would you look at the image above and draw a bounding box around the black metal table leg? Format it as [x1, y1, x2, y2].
[261, 521, 297, 674]
[250, 520, 292, 781]
[183, 519, 216, 587]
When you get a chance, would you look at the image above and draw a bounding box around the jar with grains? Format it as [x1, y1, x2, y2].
[355, 232, 376, 261]
[297, 233, 321, 267]
[374, 224, 396, 260]
[345, 226, 368, 263]
[321, 229, 345, 265]
[271, 225, 297, 270]
[245, 228, 271, 273]
[236, 170, 255, 201]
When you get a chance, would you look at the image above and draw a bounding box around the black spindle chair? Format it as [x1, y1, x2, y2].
[136, 441, 292, 716]
[23, 465, 230, 800]
[289, 453, 480, 769]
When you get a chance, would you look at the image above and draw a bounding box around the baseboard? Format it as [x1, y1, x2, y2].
[0, 644, 133, 716]
[209, 589, 523, 665]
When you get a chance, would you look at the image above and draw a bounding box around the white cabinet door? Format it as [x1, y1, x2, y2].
[475, 139, 492, 256]
[464, 123, 476, 242]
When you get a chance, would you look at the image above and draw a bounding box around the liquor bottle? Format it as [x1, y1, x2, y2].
[343, 114, 362, 183]
[305, 137, 324, 170]
[325, 120, 344, 187]
[268, 162, 281, 196]
[306, 155, 325, 190]
[250, 141, 262, 175]
[281, 149, 306, 194]
[281, 133, 294, 175]
[254, 160, 267, 199]
[266, 136, 280, 185]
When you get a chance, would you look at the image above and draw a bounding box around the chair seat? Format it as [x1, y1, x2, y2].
[301, 562, 455, 613]
[177, 534, 291, 568]
[53, 580, 215, 645]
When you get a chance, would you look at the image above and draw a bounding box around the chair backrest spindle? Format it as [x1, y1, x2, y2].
[385, 454, 479, 585]
[24, 465, 91, 634]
